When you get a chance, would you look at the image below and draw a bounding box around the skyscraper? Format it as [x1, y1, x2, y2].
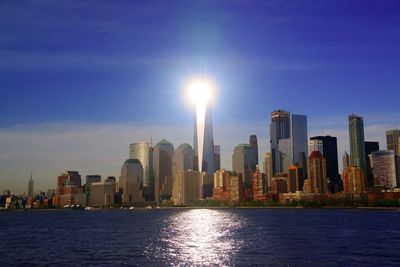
[263, 152, 272, 188]
[213, 145, 221, 171]
[342, 166, 365, 193]
[153, 139, 174, 204]
[249, 135, 259, 165]
[371, 150, 397, 188]
[365, 141, 380, 187]
[386, 129, 400, 154]
[118, 159, 145, 204]
[27, 174, 34, 198]
[232, 144, 257, 185]
[342, 151, 350, 171]
[307, 151, 328, 194]
[308, 139, 323, 156]
[193, 106, 215, 173]
[310, 136, 340, 192]
[129, 142, 154, 201]
[270, 110, 308, 175]
[348, 114, 367, 181]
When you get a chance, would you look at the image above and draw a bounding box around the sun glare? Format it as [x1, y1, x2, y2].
[186, 78, 215, 106]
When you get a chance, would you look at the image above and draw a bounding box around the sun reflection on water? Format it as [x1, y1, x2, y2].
[146, 209, 246, 266]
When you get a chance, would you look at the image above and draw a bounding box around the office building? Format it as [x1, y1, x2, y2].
[348, 114, 367, 181]
[308, 139, 323, 156]
[118, 159, 145, 204]
[129, 142, 154, 201]
[252, 166, 267, 200]
[307, 151, 328, 194]
[193, 105, 215, 173]
[90, 181, 115, 207]
[288, 165, 303, 192]
[249, 135, 259, 165]
[342, 166, 365, 193]
[386, 129, 400, 154]
[172, 170, 200, 206]
[153, 139, 174, 204]
[270, 110, 308, 175]
[365, 141, 380, 188]
[85, 175, 101, 206]
[371, 150, 397, 188]
[263, 152, 273, 189]
[232, 144, 257, 185]
[27, 174, 34, 198]
[343, 151, 350, 171]
[214, 145, 221, 171]
[310, 136, 340, 192]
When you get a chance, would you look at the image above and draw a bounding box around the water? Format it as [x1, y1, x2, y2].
[1, 208, 400, 266]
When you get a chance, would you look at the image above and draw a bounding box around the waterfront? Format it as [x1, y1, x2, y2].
[1, 209, 400, 266]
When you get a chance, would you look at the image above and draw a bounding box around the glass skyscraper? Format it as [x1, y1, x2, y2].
[348, 114, 367, 181]
[270, 110, 308, 175]
[129, 142, 154, 201]
[386, 129, 400, 154]
[193, 106, 215, 174]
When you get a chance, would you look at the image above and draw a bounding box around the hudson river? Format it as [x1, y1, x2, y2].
[1, 208, 400, 266]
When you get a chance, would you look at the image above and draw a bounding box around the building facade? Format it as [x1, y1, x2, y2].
[118, 159, 145, 204]
[386, 129, 400, 154]
[307, 151, 328, 194]
[348, 114, 367, 182]
[232, 143, 257, 186]
[193, 106, 215, 173]
[371, 150, 397, 188]
[153, 139, 174, 204]
[342, 166, 365, 193]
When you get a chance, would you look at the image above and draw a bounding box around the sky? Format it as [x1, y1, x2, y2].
[1, 0, 400, 193]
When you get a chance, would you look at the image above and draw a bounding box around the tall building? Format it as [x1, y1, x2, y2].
[343, 151, 350, 171]
[249, 135, 259, 165]
[27, 174, 34, 198]
[90, 181, 114, 207]
[270, 110, 308, 175]
[213, 145, 221, 171]
[386, 129, 400, 154]
[365, 141, 380, 187]
[310, 136, 340, 192]
[172, 170, 200, 206]
[153, 139, 174, 204]
[288, 165, 303, 192]
[263, 152, 272, 188]
[306, 151, 328, 194]
[371, 150, 397, 188]
[118, 159, 145, 204]
[129, 142, 154, 201]
[172, 143, 194, 175]
[85, 175, 101, 206]
[193, 106, 215, 173]
[232, 144, 257, 185]
[348, 114, 367, 182]
[252, 166, 267, 200]
[308, 139, 323, 156]
[342, 166, 365, 193]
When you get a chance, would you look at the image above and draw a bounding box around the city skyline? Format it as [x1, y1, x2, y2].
[1, 1, 400, 193]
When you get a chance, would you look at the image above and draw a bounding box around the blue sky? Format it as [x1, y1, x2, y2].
[1, 0, 400, 193]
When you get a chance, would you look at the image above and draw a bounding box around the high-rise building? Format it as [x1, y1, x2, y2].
[395, 155, 400, 187]
[365, 141, 380, 187]
[172, 170, 200, 206]
[200, 172, 214, 199]
[386, 129, 400, 154]
[27, 174, 34, 198]
[263, 152, 272, 189]
[232, 144, 257, 185]
[153, 139, 174, 204]
[343, 151, 350, 171]
[270, 110, 308, 175]
[172, 143, 194, 175]
[90, 181, 114, 207]
[348, 114, 367, 182]
[308, 140, 323, 156]
[213, 145, 221, 171]
[249, 135, 259, 165]
[342, 166, 365, 193]
[310, 136, 340, 192]
[193, 106, 215, 173]
[85, 175, 101, 206]
[118, 159, 145, 204]
[288, 165, 303, 192]
[129, 142, 154, 201]
[252, 166, 267, 200]
[371, 150, 397, 188]
[307, 151, 328, 194]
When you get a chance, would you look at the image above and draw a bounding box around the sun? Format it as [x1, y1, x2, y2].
[186, 77, 215, 106]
